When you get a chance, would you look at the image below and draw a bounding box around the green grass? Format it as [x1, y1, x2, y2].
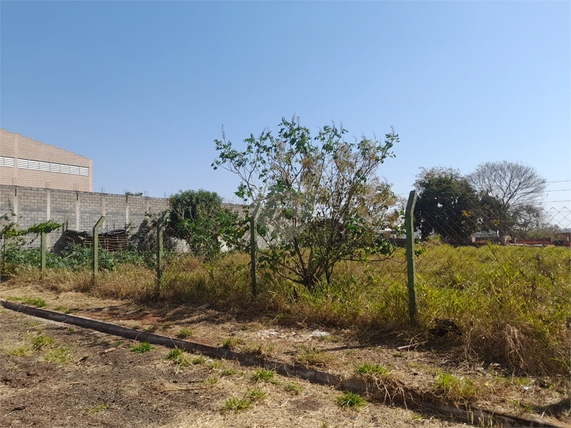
[86, 404, 108, 415]
[5, 245, 570, 376]
[220, 369, 237, 376]
[356, 362, 389, 378]
[283, 382, 303, 395]
[8, 346, 31, 356]
[295, 345, 330, 367]
[43, 346, 74, 365]
[165, 348, 191, 367]
[130, 342, 154, 354]
[222, 397, 252, 413]
[7, 296, 48, 307]
[336, 391, 366, 409]
[191, 356, 206, 365]
[31, 335, 55, 350]
[243, 343, 275, 357]
[54, 306, 75, 314]
[202, 377, 218, 386]
[222, 388, 267, 413]
[434, 370, 478, 403]
[222, 337, 244, 349]
[251, 369, 277, 383]
[176, 328, 194, 339]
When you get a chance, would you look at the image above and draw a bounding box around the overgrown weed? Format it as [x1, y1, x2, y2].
[4, 245, 569, 375]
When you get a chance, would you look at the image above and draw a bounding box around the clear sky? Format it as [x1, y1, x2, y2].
[1, 1, 569, 223]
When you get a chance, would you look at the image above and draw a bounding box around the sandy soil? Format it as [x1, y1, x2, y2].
[1, 283, 569, 427]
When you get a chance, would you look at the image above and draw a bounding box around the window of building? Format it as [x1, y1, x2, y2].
[16, 158, 89, 176]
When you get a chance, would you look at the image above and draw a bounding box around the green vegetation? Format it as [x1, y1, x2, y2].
[3, 242, 569, 376]
[434, 370, 478, 403]
[336, 391, 366, 409]
[165, 348, 191, 367]
[7, 296, 48, 308]
[251, 369, 276, 383]
[202, 377, 218, 386]
[86, 404, 108, 415]
[168, 189, 240, 259]
[8, 346, 31, 356]
[213, 117, 400, 290]
[191, 356, 206, 365]
[176, 328, 194, 339]
[43, 346, 74, 365]
[222, 337, 243, 350]
[243, 343, 274, 357]
[295, 345, 330, 368]
[31, 335, 55, 350]
[222, 388, 267, 413]
[222, 397, 252, 413]
[130, 342, 154, 354]
[283, 382, 303, 395]
[356, 362, 389, 378]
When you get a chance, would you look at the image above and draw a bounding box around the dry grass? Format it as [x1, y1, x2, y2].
[3, 244, 569, 376]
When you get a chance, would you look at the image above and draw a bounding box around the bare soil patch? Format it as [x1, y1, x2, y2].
[1, 283, 569, 427]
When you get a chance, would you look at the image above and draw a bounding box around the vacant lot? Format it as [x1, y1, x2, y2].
[1, 308, 472, 428]
[1, 283, 569, 427]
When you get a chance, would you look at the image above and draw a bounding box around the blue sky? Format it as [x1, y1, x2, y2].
[1, 1, 569, 220]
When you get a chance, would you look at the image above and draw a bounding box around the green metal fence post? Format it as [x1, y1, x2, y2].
[405, 190, 418, 324]
[92, 216, 105, 281]
[156, 211, 169, 295]
[250, 203, 261, 298]
[40, 231, 46, 273]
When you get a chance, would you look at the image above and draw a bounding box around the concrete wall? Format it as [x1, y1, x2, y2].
[0, 129, 93, 192]
[0, 185, 168, 248]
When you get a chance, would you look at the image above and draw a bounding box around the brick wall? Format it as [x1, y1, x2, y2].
[0, 185, 169, 249]
[0, 129, 93, 192]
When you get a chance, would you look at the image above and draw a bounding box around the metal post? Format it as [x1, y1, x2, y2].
[156, 211, 169, 295]
[40, 231, 46, 272]
[405, 190, 418, 324]
[92, 216, 105, 280]
[250, 203, 261, 297]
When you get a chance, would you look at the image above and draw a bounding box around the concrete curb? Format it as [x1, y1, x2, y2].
[2, 299, 569, 428]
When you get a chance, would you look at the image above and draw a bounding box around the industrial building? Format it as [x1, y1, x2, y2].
[0, 129, 92, 192]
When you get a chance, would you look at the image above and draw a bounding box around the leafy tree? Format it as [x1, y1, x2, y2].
[168, 190, 240, 258]
[213, 117, 400, 290]
[468, 161, 547, 242]
[414, 167, 478, 244]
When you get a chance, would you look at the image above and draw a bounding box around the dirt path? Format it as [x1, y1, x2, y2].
[1, 309, 471, 428]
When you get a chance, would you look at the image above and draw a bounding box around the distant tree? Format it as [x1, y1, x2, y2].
[213, 117, 400, 290]
[168, 190, 240, 258]
[468, 161, 547, 242]
[414, 167, 478, 244]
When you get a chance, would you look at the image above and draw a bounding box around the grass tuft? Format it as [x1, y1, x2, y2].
[130, 342, 154, 354]
[43, 346, 74, 365]
[222, 337, 244, 350]
[336, 391, 366, 409]
[283, 382, 303, 395]
[165, 348, 191, 367]
[356, 362, 389, 378]
[251, 369, 276, 383]
[176, 328, 194, 339]
[434, 370, 478, 403]
[31, 335, 55, 350]
[295, 345, 330, 367]
[222, 388, 267, 413]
